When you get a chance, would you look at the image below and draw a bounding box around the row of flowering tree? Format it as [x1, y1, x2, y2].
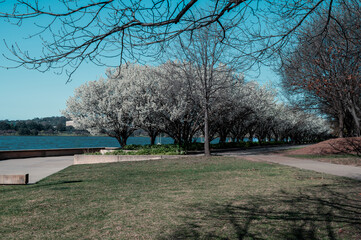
[63, 62, 331, 153]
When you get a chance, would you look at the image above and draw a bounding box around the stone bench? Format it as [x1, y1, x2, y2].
[0, 174, 29, 185]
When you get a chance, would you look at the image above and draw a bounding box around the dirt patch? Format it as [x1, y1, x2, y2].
[287, 137, 361, 155]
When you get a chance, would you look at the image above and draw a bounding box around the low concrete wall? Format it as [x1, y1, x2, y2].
[74, 154, 186, 165]
[0, 174, 29, 185]
[0, 148, 104, 160]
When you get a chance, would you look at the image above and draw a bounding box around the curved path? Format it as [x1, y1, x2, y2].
[218, 146, 361, 181]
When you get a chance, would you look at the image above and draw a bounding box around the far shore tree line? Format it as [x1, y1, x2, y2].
[64, 63, 331, 149]
[0, 117, 87, 136]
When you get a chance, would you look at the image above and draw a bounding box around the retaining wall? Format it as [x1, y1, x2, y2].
[74, 154, 187, 165]
[0, 148, 104, 160]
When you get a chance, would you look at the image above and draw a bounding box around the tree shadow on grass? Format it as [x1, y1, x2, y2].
[0, 180, 84, 194]
[159, 182, 361, 240]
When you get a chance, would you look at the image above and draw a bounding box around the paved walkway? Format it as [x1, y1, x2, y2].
[218, 148, 361, 181]
[0, 156, 73, 184]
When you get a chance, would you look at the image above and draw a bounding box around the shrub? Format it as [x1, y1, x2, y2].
[91, 140, 291, 156]
[105, 145, 184, 155]
[122, 144, 143, 150]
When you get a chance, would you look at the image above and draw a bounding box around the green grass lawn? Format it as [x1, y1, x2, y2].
[1, 157, 360, 239]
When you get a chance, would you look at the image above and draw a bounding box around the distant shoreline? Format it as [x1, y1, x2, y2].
[0, 133, 91, 137]
[0, 133, 150, 137]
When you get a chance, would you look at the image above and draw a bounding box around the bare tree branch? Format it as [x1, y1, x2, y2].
[0, 0, 348, 81]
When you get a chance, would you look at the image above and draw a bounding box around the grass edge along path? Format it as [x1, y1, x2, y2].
[286, 154, 361, 167]
[1, 156, 360, 239]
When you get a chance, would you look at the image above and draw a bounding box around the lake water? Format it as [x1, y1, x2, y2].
[0, 136, 175, 151]
[0, 136, 254, 151]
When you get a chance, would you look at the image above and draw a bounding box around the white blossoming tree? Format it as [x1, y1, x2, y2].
[109, 64, 163, 145]
[63, 73, 136, 147]
[154, 61, 203, 147]
[64, 61, 331, 149]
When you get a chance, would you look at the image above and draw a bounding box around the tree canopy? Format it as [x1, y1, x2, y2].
[0, 0, 345, 80]
[64, 63, 330, 149]
[281, 0, 361, 137]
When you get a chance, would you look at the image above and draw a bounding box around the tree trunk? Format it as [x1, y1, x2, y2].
[267, 134, 272, 142]
[249, 133, 254, 142]
[219, 133, 227, 145]
[146, 128, 159, 145]
[274, 133, 279, 142]
[338, 112, 344, 138]
[115, 135, 126, 147]
[349, 105, 360, 137]
[204, 107, 211, 156]
[122, 135, 129, 147]
[150, 135, 156, 145]
[257, 135, 262, 145]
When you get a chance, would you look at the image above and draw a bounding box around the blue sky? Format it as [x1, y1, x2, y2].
[0, 1, 280, 120]
[0, 8, 111, 120]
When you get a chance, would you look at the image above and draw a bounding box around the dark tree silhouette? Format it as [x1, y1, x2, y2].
[281, 1, 361, 137]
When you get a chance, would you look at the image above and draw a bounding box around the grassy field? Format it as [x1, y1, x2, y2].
[1, 156, 360, 239]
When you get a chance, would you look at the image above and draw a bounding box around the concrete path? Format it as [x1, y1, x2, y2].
[215, 145, 312, 156]
[0, 156, 73, 184]
[218, 148, 361, 181]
